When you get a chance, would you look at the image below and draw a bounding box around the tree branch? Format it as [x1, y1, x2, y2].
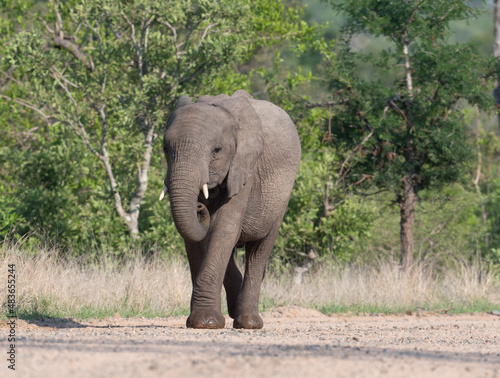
[52, 37, 95, 71]
[473, 106, 489, 248]
[0, 67, 22, 87]
[335, 120, 374, 187]
[97, 105, 130, 225]
[159, 18, 182, 79]
[306, 99, 349, 109]
[121, 11, 144, 80]
[198, 23, 216, 48]
[129, 117, 156, 238]
[46, 1, 94, 71]
[402, 41, 414, 101]
[322, 180, 345, 218]
[0, 94, 53, 125]
[51, 70, 101, 159]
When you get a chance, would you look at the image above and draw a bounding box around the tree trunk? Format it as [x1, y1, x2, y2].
[494, 0, 500, 131]
[495, 0, 500, 57]
[399, 175, 417, 273]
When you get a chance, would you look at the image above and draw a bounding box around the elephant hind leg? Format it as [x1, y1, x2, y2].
[224, 249, 242, 319]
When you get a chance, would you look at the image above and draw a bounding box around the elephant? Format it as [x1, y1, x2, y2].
[159, 89, 300, 329]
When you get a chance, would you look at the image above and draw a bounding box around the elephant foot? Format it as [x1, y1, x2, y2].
[233, 312, 263, 329]
[186, 310, 225, 329]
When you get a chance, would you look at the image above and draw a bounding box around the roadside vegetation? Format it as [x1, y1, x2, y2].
[1, 243, 498, 319]
[1, 0, 500, 318]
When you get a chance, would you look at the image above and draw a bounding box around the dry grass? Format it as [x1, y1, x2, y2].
[0, 243, 192, 318]
[1, 243, 499, 319]
[261, 261, 500, 313]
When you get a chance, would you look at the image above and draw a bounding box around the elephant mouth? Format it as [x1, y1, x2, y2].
[196, 202, 210, 228]
[199, 177, 228, 203]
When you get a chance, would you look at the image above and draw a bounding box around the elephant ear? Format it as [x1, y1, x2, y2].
[214, 97, 264, 198]
[174, 95, 193, 109]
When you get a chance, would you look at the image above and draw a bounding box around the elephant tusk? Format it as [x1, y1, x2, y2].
[159, 186, 167, 201]
[203, 184, 209, 200]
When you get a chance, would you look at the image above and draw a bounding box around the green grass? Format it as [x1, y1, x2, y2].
[7, 300, 497, 321]
[319, 299, 499, 315]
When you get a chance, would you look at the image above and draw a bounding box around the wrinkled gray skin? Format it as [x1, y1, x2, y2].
[162, 90, 300, 329]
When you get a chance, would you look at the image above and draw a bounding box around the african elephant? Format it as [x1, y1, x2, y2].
[159, 89, 300, 329]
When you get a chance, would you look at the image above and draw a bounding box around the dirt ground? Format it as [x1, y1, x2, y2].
[1, 306, 499, 378]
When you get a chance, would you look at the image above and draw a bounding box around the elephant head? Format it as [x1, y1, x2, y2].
[160, 92, 264, 242]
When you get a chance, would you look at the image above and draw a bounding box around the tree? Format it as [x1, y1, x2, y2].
[1, 0, 311, 242]
[319, 0, 495, 271]
[494, 0, 500, 127]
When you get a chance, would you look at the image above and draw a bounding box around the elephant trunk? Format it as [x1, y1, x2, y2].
[168, 167, 210, 243]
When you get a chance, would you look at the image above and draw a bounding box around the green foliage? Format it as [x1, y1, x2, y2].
[325, 0, 482, 41]
[275, 149, 376, 266]
[324, 40, 494, 195]
[0, 0, 499, 275]
[299, 0, 497, 268]
[0, 0, 311, 255]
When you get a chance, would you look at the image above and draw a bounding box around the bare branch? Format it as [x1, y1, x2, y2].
[169, 16, 209, 82]
[437, 6, 457, 24]
[0, 67, 22, 88]
[321, 105, 333, 144]
[51, 70, 79, 113]
[41, 3, 94, 71]
[20, 126, 40, 145]
[388, 97, 412, 126]
[129, 117, 156, 234]
[159, 18, 182, 81]
[322, 180, 346, 218]
[141, 16, 154, 76]
[52, 37, 95, 71]
[353, 174, 374, 186]
[159, 19, 177, 46]
[52, 67, 79, 88]
[64, 117, 101, 159]
[198, 23, 216, 48]
[97, 105, 108, 151]
[55, 1, 64, 39]
[52, 69, 133, 230]
[87, 20, 107, 92]
[306, 99, 349, 109]
[51, 70, 101, 159]
[0, 94, 53, 125]
[495, 0, 500, 58]
[96, 105, 130, 224]
[49, 0, 64, 39]
[402, 0, 426, 41]
[403, 41, 413, 101]
[335, 120, 374, 187]
[121, 11, 144, 79]
[473, 105, 489, 248]
[40, 17, 56, 34]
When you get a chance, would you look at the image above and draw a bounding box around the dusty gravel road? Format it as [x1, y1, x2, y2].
[1, 306, 499, 378]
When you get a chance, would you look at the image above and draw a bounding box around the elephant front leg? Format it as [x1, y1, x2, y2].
[184, 241, 204, 285]
[233, 225, 281, 329]
[184, 241, 223, 327]
[186, 228, 241, 329]
[185, 241, 225, 328]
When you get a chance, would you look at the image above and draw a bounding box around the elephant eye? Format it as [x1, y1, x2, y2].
[213, 147, 222, 153]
